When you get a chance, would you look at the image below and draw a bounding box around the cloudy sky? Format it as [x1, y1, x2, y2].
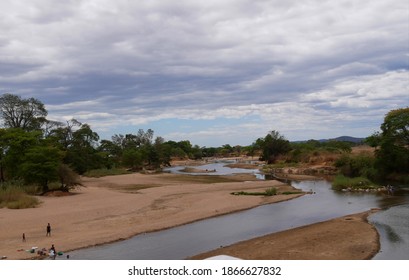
[1, 0, 408, 146]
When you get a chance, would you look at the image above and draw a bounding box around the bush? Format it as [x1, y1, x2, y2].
[231, 187, 277, 196]
[335, 153, 376, 180]
[332, 175, 376, 191]
[265, 187, 277, 196]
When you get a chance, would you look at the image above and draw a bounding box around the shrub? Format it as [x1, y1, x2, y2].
[332, 175, 376, 191]
[265, 187, 277, 196]
[335, 153, 376, 180]
[231, 187, 277, 196]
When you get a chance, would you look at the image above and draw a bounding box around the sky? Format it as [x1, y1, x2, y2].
[1, 0, 408, 147]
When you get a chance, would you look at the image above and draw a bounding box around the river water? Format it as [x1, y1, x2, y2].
[70, 163, 409, 260]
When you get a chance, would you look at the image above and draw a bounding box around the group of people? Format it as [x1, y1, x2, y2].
[36, 245, 56, 259]
[22, 223, 61, 259]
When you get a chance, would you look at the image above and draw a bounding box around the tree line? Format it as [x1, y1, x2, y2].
[0, 94, 254, 193]
[1, 93, 408, 194]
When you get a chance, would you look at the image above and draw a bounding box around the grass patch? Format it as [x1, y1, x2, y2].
[231, 187, 277, 196]
[84, 168, 132, 178]
[332, 174, 378, 191]
[0, 188, 40, 209]
[281, 191, 303, 195]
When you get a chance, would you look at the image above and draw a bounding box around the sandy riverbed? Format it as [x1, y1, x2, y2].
[1, 172, 304, 260]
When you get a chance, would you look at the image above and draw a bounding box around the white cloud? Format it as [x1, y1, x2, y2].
[303, 70, 409, 109]
[1, 0, 408, 145]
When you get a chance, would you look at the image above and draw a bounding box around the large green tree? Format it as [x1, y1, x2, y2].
[258, 130, 292, 164]
[372, 107, 409, 178]
[0, 93, 47, 131]
[65, 123, 102, 174]
[0, 128, 42, 180]
[20, 146, 62, 193]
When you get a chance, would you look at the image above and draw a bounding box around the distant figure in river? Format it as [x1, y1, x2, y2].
[46, 223, 51, 237]
[22, 233, 26, 242]
[387, 185, 395, 195]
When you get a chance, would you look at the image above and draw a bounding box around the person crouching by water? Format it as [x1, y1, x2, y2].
[50, 244, 56, 260]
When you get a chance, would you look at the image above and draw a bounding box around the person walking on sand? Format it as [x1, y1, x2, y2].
[46, 223, 51, 237]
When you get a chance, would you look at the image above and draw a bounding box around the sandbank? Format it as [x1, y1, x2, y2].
[0, 172, 301, 260]
[190, 210, 380, 260]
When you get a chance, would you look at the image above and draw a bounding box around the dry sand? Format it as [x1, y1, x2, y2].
[190, 210, 380, 260]
[0, 172, 303, 260]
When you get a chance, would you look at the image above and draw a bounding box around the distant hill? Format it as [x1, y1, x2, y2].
[293, 136, 365, 144]
[327, 136, 365, 143]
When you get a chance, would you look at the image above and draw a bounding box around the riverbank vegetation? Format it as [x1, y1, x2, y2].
[331, 175, 377, 191]
[0, 93, 407, 207]
[250, 108, 408, 190]
[0, 181, 40, 209]
[231, 187, 277, 196]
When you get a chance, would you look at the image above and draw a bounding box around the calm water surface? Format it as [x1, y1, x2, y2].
[369, 202, 409, 259]
[71, 163, 409, 259]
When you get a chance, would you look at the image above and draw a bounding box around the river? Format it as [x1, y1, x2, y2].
[70, 163, 409, 260]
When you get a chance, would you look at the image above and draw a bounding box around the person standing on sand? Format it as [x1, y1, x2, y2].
[46, 223, 51, 237]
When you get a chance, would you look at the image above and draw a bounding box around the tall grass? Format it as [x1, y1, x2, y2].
[0, 187, 40, 209]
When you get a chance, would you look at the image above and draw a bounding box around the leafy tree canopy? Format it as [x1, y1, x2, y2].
[0, 93, 47, 131]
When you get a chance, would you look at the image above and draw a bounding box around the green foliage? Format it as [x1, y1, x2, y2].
[281, 191, 303, 195]
[231, 187, 277, 196]
[257, 130, 291, 164]
[19, 146, 62, 192]
[122, 148, 144, 170]
[373, 107, 409, 180]
[63, 122, 104, 174]
[332, 175, 376, 191]
[0, 93, 47, 131]
[334, 153, 377, 180]
[265, 187, 277, 196]
[365, 132, 382, 147]
[0, 128, 42, 179]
